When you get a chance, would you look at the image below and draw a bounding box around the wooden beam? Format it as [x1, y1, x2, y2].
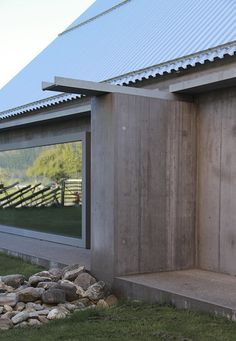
[170, 68, 236, 94]
[43, 77, 192, 102]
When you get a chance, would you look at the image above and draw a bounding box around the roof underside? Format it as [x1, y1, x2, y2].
[1, 0, 236, 117]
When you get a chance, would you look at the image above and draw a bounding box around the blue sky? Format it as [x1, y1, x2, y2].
[0, 0, 95, 89]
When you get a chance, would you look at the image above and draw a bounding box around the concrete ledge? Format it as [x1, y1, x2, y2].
[113, 269, 236, 320]
[0, 232, 91, 270]
[0, 248, 67, 269]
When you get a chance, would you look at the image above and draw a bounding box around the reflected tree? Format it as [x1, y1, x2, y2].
[27, 143, 82, 183]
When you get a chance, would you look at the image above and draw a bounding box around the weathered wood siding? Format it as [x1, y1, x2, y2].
[197, 88, 236, 275]
[91, 93, 196, 283]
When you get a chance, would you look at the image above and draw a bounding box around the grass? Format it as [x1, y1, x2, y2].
[0, 252, 44, 278]
[0, 206, 82, 238]
[0, 302, 236, 341]
[0, 252, 236, 340]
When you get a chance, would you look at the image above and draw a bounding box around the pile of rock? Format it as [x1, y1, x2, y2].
[0, 265, 117, 330]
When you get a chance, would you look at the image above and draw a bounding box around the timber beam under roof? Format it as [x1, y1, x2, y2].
[42, 77, 192, 102]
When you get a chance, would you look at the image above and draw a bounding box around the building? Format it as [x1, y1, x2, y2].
[1, 0, 236, 318]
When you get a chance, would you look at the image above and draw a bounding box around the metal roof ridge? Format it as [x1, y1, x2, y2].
[107, 41, 236, 84]
[58, 0, 130, 37]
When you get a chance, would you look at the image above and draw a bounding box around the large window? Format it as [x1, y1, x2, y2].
[0, 141, 85, 245]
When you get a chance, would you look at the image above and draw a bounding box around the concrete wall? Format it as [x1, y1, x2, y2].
[91, 93, 196, 283]
[197, 87, 236, 275]
[0, 116, 90, 151]
[3, 58, 236, 279]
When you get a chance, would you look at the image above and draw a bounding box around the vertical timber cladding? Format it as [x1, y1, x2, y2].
[91, 93, 196, 283]
[197, 87, 236, 275]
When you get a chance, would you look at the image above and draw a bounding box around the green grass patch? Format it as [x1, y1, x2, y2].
[0, 252, 44, 278]
[0, 206, 82, 238]
[0, 302, 236, 340]
[0, 253, 236, 340]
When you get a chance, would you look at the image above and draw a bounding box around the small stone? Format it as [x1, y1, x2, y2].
[0, 318, 13, 330]
[76, 298, 92, 307]
[25, 303, 36, 312]
[74, 302, 86, 310]
[74, 273, 97, 290]
[62, 265, 85, 281]
[3, 305, 13, 313]
[42, 289, 66, 304]
[17, 287, 44, 303]
[55, 305, 69, 314]
[35, 300, 42, 304]
[35, 304, 44, 311]
[28, 319, 41, 327]
[105, 295, 118, 307]
[85, 281, 106, 301]
[61, 303, 77, 312]
[29, 309, 50, 318]
[26, 302, 44, 312]
[12, 311, 29, 324]
[15, 302, 26, 311]
[28, 276, 51, 287]
[47, 308, 68, 320]
[75, 285, 86, 298]
[37, 282, 58, 290]
[80, 304, 96, 311]
[38, 315, 49, 323]
[0, 306, 3, 314]
[33, 271, 52, 278]
[41, 303, 55, 309]
[0, 282, 14, 293]
[0, 275, 25, 289]
[61, 264, 81, 275]
[1, 311, 17, 319]
[58, 279, 75, 285]
[55, 281, 79, 302]
[0, 293, 17, 307]
[97, 299, 109, 309]
[14, 285, 29, 293]
[14, 321, 28, 328]
[49, 268, 63, 281]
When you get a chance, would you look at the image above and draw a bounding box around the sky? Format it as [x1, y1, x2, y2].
[0, 0, 95, 89]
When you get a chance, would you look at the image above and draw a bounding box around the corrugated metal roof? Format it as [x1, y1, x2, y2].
[0, 93, 80, 120]
[109, 43, 236, 84]
[1, 0, 236, 118]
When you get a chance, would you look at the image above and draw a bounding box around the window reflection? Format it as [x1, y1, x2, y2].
[0, 142, 82, 238]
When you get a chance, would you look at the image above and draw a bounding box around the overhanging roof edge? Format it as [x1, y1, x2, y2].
[42, 76, 191, 102]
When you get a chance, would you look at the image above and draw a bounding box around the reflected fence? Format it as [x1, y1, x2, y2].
[0, 179, 82, 208]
